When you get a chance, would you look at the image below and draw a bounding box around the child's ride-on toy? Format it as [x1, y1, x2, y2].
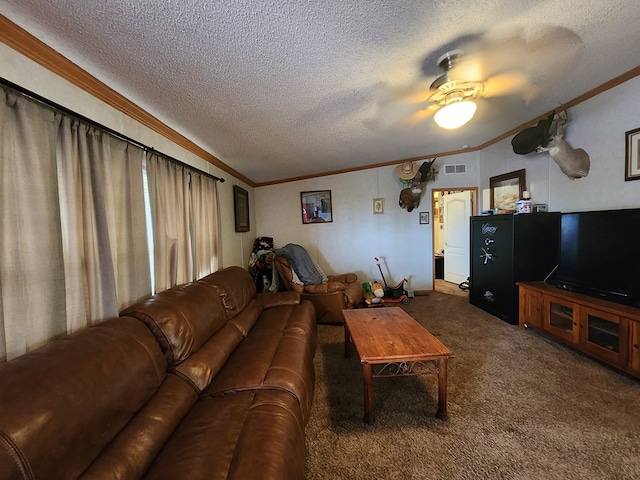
[373, 257, 409, 305]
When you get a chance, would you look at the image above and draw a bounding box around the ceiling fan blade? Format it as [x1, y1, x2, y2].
[369, 81, 437, 129]
[400, 89, 436, 104]
[482, 71, 530, 98]
[448, 55, 485, 82]
[378, 80, 436, 105]
[395, 104, 439, 129]
[524, 28, 584, 86]
[445, 36, 527, 81]
[368, 101, 425, 131]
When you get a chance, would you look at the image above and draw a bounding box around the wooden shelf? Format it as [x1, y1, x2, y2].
[517, 282, 640, 322]
[517, 281, 640, 378]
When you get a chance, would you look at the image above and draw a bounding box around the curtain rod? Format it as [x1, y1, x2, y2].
[0, 77, 225, 183]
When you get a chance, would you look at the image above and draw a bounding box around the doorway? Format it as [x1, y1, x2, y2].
[432, 188, 478, 294]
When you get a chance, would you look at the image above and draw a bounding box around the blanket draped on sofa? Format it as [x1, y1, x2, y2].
[274, 243, 326, 285]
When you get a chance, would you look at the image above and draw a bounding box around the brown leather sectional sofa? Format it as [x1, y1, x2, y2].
[0, 266, 317, 480]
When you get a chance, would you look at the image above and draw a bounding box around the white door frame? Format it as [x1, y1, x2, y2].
[431, 187, 478, 291]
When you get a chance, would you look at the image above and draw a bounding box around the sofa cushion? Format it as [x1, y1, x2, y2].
[0, 317, 166, 480]
[121, 281, 228, 365]
[79, 374, 198, 479]
[228, 298, 262, 337]
[258, 291, 300, 309]
[203, 301, 317, 421]
[172, 322, 244, 392]
[142, 390, 306, 480]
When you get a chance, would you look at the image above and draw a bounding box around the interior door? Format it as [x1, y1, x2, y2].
[443, 190, 472, 284]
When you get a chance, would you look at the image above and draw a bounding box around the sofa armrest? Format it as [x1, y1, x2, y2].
[273, 256, 304, 293]
[258, 291, 301, 309]
[328, 273, 358, 284]
[304, 281, 346, 294]
[342, 281, 365, 308]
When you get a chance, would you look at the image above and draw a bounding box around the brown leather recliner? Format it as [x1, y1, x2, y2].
[273, 255, 364, 324]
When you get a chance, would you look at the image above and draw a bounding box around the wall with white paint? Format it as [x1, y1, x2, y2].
[255, 153, 480, 290]
[479, 76, 640, 213]
[256, 75, 640, 289]
[4, 39, 639, 290]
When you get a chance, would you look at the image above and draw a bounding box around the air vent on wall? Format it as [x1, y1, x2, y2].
[444, 164, 467, 174]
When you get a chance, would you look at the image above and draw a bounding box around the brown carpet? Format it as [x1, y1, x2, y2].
[434, 279, 469, 297]
[304, 292, 640, 479]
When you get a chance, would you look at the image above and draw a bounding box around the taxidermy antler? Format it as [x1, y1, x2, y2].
[537, 110, 590, 179]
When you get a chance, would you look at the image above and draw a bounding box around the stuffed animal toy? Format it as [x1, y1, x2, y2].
[362, 281, 385, 304]
[370, 282, 385, 303]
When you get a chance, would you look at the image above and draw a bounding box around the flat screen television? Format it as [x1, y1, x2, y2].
[547, 208, 640, 308]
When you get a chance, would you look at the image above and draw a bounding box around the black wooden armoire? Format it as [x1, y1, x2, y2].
[469, 213, 560, 324]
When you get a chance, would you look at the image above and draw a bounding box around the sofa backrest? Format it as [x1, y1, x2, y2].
[122, 281, 229, 365]
[0, 317, 167, 480]
[122, 266, 263, 393]
[198, 266, 257, 319]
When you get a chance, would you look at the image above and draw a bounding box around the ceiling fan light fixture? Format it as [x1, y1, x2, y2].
[434, 99, 477, 129]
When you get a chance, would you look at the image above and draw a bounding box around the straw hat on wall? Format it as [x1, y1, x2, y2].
[395, 161, 419, 180]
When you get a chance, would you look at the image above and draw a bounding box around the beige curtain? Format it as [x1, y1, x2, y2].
[101, 141, 151, 310]
[0, 83, 220, 361]
[146, 152, 192, 292]
[0, 89, 66, 360]
[0, 86, 152, 361]
[57, 117, 150, 330]
[190, 172, 219, 279]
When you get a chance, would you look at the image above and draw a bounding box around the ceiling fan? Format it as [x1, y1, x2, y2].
[394, 46, 530, 130]
[424, 49, 485, 129]
[373, 27, 582, 131]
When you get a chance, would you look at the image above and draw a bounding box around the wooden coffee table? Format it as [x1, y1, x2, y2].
[342, 307, 454, 424]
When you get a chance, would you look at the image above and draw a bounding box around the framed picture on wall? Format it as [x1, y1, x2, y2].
[625, 127, 640, 181]
[490, 169, 526, 211]
[373, 198, 384, 214]
[301, 190, 333, 224]
[419, 212, 430, 224]
[233, 185, 250, 232]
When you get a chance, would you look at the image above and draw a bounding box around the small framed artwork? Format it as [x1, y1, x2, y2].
[419, 212, 430, 224]
[233, 185, 250, 232]
[301, 190, 333, 224]
[490, 169, 526, 211]
[625, 127, 640, 181]
[373, 198, 384, 214]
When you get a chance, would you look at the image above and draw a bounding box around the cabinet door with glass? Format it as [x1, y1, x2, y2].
[544, 296, 579, 344]
[579, 307, 628, 366]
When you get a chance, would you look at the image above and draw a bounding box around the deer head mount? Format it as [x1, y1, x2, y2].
[537, 111, 590, 179]
[511, 110, 590, 180]
[397, 159, 437, 212]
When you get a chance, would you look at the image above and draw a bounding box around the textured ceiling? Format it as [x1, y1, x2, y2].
[2, 0, 640, 184]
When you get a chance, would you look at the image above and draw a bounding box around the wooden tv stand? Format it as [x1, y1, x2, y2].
[517, 281, 640, 379]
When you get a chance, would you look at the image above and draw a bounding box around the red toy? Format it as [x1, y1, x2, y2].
[374, 257, 409, 304]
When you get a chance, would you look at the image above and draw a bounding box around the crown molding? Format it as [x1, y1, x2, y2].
[3, 15, 639, 188]
[0, 15, 252, 186]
